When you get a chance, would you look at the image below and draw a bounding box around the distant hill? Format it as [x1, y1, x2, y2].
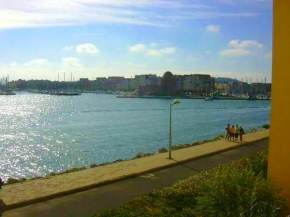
[214, 77, 239, 84]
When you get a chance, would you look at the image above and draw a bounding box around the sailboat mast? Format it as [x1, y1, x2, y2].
[71, 73, 73, 92]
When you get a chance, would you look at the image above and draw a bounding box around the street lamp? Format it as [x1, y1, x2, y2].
[169, 99, 180, 159]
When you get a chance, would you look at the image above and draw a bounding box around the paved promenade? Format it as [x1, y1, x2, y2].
[0, 129, 269, 214]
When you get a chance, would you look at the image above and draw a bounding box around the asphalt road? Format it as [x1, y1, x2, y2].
[2, 139, 268, 217]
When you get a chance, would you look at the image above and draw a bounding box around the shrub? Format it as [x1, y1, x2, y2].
[172, 144, 187, 150]
[95, 150, 286, 217]
[6, 178, 22, 185]
[242, 149, 268, 178]
[158, 148, 168, 153]
[192, 141, 202, 146]
[133, 152, 154, 159]
[112, 159, 124, 163]
[262, 124, 270, 129]
[195, 165, 285, 217]
[90, 164, 99, 168]
[202, 139, 211, 144]
[65, 167, 86, 173]
[218, 133, 225, 138]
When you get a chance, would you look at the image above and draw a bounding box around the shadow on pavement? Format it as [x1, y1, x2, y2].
[170, 159, 201, 172]
[0, 199, 6, 217]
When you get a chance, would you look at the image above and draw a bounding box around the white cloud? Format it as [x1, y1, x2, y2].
[129, 44, 146, 52]
[24, 59, 51, 67]
[220, 49, 250, 56]
[220, 39, 263, 57]
[206, 25, 220, 33]
[219, 0, 272, 8]
[229, 40, 263, 49]
[63, 46, 75, 51]
[0, 1, 206, 30]
[175, 12, 258, 20]
[129, 43, 175, 56]
[76, 44, 100, 54]
[1, 60, 56, 80]
[0, 1, 259, 30]
[147, 47, 176, 56]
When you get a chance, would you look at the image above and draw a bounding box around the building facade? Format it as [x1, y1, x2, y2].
[138, 72, 214, 96]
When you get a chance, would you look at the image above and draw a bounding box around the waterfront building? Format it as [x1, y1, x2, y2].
[215, 83, 230, 94]
[107, 76, 125, 89]
[137, 74, 162, 95]
[161, 71, 177, 95]
[138, 85, 161, 95]
[96, 77, 106, 81]
[136, 74, 161, 87]
[122, 78, 138, 90]
[79, 78, 90, 88]
[181, 74, 214, 95]
[182, 75, 195, 92]
[94, 77, 109, 90]
[137, 72, 214, 96]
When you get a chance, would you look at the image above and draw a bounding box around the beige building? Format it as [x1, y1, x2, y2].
[215, 83, 230, 93]
[182, 74, 214, 94]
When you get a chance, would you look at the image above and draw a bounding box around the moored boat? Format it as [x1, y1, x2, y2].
[49, 91, 81, 96]
[0, 90, 16, 95]
[205, 97, 214, 101]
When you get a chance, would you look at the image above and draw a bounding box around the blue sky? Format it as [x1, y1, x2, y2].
[0, 0, 273, 81]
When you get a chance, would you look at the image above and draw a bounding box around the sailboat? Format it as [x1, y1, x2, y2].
[50, 73, 81, 96]
[0, 76, 16, 95]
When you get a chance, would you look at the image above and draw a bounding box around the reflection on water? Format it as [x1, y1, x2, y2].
[0, 92, 270, 180]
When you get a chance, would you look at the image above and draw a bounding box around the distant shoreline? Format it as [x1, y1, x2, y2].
[116, 95, 271, 101]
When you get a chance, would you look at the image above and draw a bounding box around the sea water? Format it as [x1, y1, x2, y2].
[0, 92, 270, 180]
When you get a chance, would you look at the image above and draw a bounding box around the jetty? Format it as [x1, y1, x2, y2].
[116, 94, 270, 101]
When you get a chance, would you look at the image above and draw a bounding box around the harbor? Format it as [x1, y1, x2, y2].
[0, 92, 270, 181]
[4, 72, 271, 101]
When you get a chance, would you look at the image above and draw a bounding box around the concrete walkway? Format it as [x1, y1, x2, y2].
[0, 130, 269, 213]
[2, 139, 269, 217]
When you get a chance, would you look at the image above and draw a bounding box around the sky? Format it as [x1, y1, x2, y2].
[0, 0, 273, 82]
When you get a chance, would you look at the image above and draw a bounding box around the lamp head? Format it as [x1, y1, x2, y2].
[172, 99, 180, 105]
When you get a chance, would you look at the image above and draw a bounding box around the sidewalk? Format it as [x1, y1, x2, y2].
[0, 129, 269, 211]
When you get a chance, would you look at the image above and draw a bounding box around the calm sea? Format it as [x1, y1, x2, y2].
[0, 92, 270, 180]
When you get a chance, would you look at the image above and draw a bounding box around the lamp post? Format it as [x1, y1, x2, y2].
[169, 99, 180, 159]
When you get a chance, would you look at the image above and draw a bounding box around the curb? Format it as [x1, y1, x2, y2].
[0, 137, 269, 211]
